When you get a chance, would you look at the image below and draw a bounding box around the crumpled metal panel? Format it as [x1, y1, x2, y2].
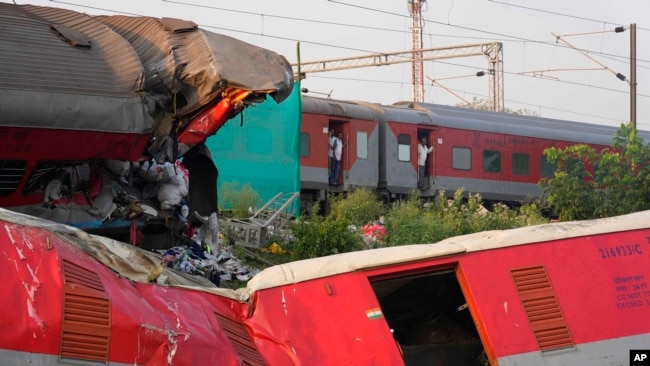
[96, 14, 294, 118]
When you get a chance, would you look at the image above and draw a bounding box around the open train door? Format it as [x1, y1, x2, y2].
[328, 121, 347, 187]
[417, 129, 436, 192]
[370, 266, 490, 366]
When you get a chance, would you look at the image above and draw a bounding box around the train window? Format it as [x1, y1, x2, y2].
[23, 160, 88, 195]
[512, 153, 530, 176]
[452, 147, 471, 170]
[398, 134, 410, 162]
[482, 150, 501, 173]
[300, 133, 310, 157]
[540, 156, 556, 178]
[0, 160, 27, 197]
[357, 131, 368, 159]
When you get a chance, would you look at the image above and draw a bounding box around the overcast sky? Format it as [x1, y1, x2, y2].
[7, 0, 650, 129]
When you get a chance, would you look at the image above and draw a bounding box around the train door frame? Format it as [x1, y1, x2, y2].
[369, 264, 489, 366]
[417, 129, 436, 191]
[328, 120, 346, 187]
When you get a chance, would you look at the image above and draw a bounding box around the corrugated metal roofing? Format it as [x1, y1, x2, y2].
[0, 5, 145, 95]
[0, 3, 294, 134]
[0, 4, 151, 133]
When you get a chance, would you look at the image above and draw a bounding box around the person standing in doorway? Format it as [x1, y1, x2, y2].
[418, 137, 433, 189]
[329, 131, 343, 185]
[328, 129, 335, 181]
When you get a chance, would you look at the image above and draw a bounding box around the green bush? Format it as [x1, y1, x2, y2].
[219, 181, 260, 218]
[290, 202, 363, 259]
[328, 187, 386, 227]
[384, 193, 436, 245]
[285, 187, 547, 261]
[384, 189, 547, 246]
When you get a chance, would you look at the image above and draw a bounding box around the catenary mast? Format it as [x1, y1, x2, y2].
[408, 0, 425, 103]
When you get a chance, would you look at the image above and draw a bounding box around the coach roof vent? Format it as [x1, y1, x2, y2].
[50, 23, 91, 47]
[161, 17, 198, 33]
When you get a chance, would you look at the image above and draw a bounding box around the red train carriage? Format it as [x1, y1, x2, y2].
[3, 207, 650, 365]
[384, 102, 624, 203]
[300, 96, 383, 205]
[300, 95, 650, 206]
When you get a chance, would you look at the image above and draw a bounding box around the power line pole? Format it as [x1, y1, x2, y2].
[408, 0, 425, 103]
[550, 27, 634, 127]
[630, 23, 636, 128]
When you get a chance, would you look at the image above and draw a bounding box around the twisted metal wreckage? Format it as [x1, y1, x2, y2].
[0, 3, 294, 256]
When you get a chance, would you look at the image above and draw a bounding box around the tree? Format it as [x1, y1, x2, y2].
[457, 97, 539, 116]
[539, 122, 650, 220]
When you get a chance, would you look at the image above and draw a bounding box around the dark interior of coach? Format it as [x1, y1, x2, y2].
[370, 269, 488, 366]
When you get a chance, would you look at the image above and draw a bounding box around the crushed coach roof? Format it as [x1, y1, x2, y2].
[0, 3, 293, 133]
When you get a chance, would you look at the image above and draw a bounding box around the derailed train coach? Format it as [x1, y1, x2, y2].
[300, 95, 650, 207]
[2, 206, 649, 365]
[0, 3, 294, 247]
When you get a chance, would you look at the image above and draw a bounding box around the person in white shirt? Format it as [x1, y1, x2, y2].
[329, 132, 344, 185]
[328, 130, 335, 181]
[418, 137, 433, 189]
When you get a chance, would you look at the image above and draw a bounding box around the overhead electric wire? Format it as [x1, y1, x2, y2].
[48, 0, 649, 66]
[48, 0, 142, 16]
[327, 0, 649, 65]
[162, 0, 515, 43]
[46, 0, 650, 73]
[487, 0, 650, 32]
[41, 0, 649, 123]
[310, 74, 630, 124]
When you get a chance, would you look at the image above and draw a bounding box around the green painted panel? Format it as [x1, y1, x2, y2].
[206, 82, 301, 216]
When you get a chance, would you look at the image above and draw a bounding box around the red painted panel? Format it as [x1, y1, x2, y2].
[300, 113, 331, 169]
[433, 126, 607, 183]
[5, 213, 650, 364]
[0, 127, 150, 162]
[459, 229, 650, 357]
[0, 127, 150, 207]
[245, 273, 404, 365]
[301, 113, 378, 176]
[178, 98, 233, 146]
[0, 219, 250, 365]
[0, 224, 64, 356]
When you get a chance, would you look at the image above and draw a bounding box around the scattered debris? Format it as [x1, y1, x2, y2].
[360, 216, 387, 248]
[159, 244, 259, 286]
